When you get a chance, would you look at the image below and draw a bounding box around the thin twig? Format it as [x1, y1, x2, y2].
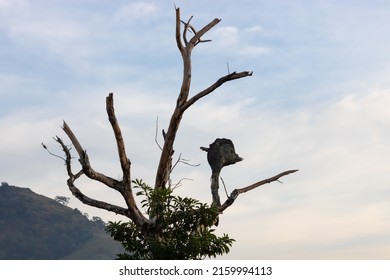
[172, 177, 194, 190]
[155, 116, 163, 150]
[179, 158, 200, 167]
[171, 153, 200, 172]
[181, 16, 194, 45]
[42, 142, 66, 161]
[220, 176, 229, 198]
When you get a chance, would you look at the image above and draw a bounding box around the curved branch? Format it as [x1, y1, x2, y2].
[42, 142, 66, 161]
[68, 179, 131, 217]
[62, 121, 84, 157]
[181, 15, 194, 45]
[182, 71, 253, 111]
[55, 132, 150, 227]
[55, 136, 130, 216]
[62, 121, 121, 190]
[218, 169, 299, 213]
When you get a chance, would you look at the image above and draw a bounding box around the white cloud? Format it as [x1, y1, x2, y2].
[239, 45, 269, 57]
[0, 3, 97, 63]
[115, 2, 157, 21]
[210, 26, 239, 47]
[0, 0, 25, 10]
[0, 115, 59, 155]
[204, 25, 269, 58]
[163, 88, 390, 259]
[245, 25, 263, 33]
[2, 0, 390, 260]
[8, 20, 89, 55]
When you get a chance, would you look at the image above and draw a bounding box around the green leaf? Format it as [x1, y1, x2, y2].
[106, 179, 235, 259]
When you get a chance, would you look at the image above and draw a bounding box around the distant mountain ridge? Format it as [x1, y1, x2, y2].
[0, 182, 123, 259]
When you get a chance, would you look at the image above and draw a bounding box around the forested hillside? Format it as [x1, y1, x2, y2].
[0, 182, 123, 259]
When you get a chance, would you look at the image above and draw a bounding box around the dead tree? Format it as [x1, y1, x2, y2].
[51, 7, 297, 236]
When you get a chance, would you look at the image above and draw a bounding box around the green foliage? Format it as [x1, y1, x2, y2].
[106, 179, 235, 260]
[0, 184, 123, 259]
[0, 184, 96, 259]
[54, 195, 70, 206]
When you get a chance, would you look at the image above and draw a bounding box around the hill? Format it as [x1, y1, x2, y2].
[0, 182, 124, 259]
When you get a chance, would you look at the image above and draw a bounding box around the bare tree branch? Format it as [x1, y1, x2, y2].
[154, 117, 163, 150]
[57, 95, 151, 228]
[105, 93, 148, 224]
[155, 8, 252, 190]
[106, 93, 131, 187]
[182, 71, 253, 111]
[62, 121, 84, 157]
[62, 121, 121, 191]
[171, 153, 200, 172]
[42, 142, 66, 161]
[175, 7, 185, 52]
[54, 136, 130, 216]
[220, 176, 229, 198]
[48, 7, 298, 248]
[218, 169, 299, 213]
[171, 177, 194, 190]
[201, 139, 298, 210]
[189, 18, 221, 48]
[181, 15, 194, 45]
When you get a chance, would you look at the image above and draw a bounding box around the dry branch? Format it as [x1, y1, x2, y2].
[106, 92, 131, 184]
[54, 136, 130, 216]
[49, 7, 297, 243]
[56, 95, 150, 228]
[218, 169, 299, 213]
[201, 139, 298, 211]
[62, 121, 121, 191]
[182, 71, 253, 111]
[154, 8, 252, 189]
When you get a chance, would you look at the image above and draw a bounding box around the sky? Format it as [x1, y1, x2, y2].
[1, 0, 390, 259]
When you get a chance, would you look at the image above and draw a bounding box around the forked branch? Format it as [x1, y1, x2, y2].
[48, 7, 297, 239]
[55, 95, 150, 228]
[154, 8, 252, 189]
[62, 121, 121, 191]
[54, 135, 131, 217]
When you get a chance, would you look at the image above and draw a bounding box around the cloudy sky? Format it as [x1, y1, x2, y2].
[1, 0, 390, 259]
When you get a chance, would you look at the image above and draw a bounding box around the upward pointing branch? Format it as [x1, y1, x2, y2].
[154, 8, 252, 189]
[106, 93, 131, 186]
[57, 95, 150, 228]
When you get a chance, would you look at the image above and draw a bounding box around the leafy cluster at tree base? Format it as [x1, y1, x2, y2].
[106, 179, 234, 260]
